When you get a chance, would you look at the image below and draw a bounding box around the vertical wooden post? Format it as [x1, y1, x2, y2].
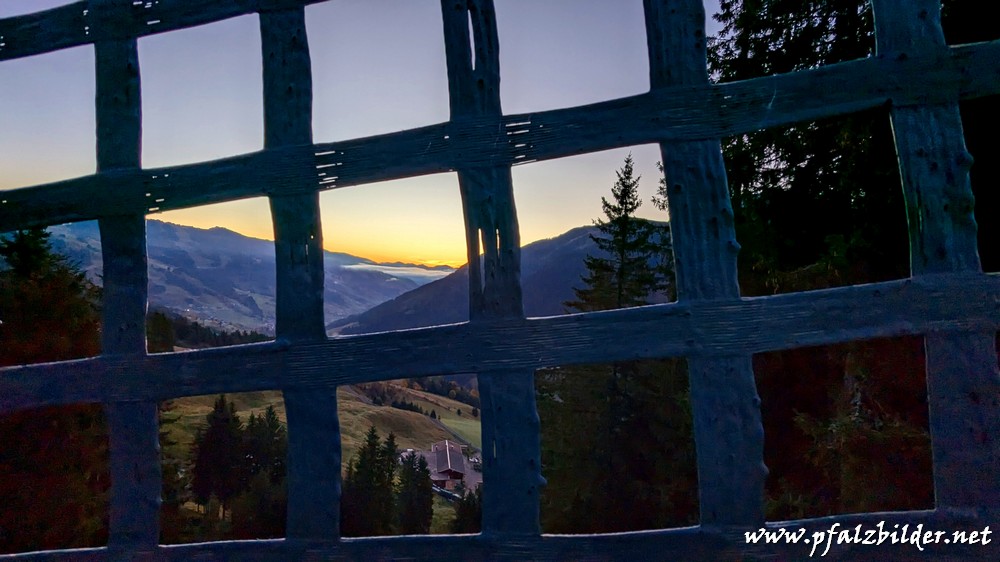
[95, 34, 162, 551]
[644, 0, 767, 527]
[873, 0, 1000, 508]
[260, 7, 341, 541]
[442, 0, 542, 536]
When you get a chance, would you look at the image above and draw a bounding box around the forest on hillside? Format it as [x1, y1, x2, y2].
[2, 0, 998, 552]
[536, 0, 999, 532]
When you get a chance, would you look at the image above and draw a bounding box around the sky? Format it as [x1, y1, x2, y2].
[1, 0, 722, 267]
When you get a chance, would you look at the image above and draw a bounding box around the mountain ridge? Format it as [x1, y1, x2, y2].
[328, 225, 603, 335]
[46, 219, 454, 334]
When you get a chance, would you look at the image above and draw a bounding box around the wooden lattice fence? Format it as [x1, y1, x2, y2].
[1, 0, 998, 559]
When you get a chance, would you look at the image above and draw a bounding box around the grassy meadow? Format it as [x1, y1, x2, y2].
[163, 382, 482, 470]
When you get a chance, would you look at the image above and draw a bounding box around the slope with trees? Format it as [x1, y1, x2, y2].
[678, 0, 1000, 519]
[0, 230, 108, 554]
[178, 396, 288, 542]
[536, 155, 696, 533]
[340, 426, 435, 537]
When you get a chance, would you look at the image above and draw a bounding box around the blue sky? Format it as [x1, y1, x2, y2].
[1, 0, 722, 266]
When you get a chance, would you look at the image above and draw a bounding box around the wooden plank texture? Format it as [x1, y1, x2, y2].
[4, 40, 1000, 233]
[444, 0, 541, 537]
[259, 7, 341, 542]
[874, 0, 1000, 510]
[0, 508, 996, 561]
[2, 0, 999, 559]
[0, 0, 327, 62]
[646, 0, 765, 527]
[93, 35, 161, 552]
[3, 273, 997, 415]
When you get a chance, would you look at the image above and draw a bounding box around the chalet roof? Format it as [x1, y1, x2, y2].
[433, 439, 465, 477]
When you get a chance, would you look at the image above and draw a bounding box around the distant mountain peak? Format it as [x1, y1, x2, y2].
[47, 220, 450, 333]
[328, 224, 604, 335]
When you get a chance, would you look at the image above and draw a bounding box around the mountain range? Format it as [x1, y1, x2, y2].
[46, 220, 616, 337]
[47, 220, 454, 334]
[328, 225, 599, 335]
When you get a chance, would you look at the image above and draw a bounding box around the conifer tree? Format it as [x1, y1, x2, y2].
[0, 229, 108, 553]
[190, 395, 245, 517]
[450, 483, 482, 534]
[692, 0, 991, 519]
[396, 451, 433, 534]
[538, 156, 696, 533]
[243, 405, 287, 484]
[341, 426, 399, 536]
[565, 154, 665, 312]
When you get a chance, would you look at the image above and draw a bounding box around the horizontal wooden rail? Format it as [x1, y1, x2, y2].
[0, 508, 995, 561]
[3, 40, 998, 233]
[0, 0, 326, 62]
[2, 272, 997, 415]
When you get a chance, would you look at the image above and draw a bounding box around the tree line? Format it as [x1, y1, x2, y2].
[341, 426, 431, 536]
[537, 0, 998, 533]
[147, 309, 269, 352]
[340, 426, 480, 536]
[3, 0, 996, 549]
[0, 230, 475, 549]
[180, 395, 288, 540]
[405, 376, 480, 410]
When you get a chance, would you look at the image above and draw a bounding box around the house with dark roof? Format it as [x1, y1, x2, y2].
[430, 440, 466, 491]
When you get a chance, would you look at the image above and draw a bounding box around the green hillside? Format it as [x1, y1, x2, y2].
[165, 383, 481, 468]
[400, 386, 482, 449]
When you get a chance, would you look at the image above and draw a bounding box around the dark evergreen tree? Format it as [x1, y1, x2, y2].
[190, 395, 245, 517]
[243, 405, 287, 485]
[0, 229, 109, 553]
[341, 426, 398, 536]
[705, 0, 905, 292]
[450, 484, 481, 534]
[395, 451, 433, 534]
[146, 310, 176, 353]
[538, 156, 694, 533]
[694, 0, 992, 519]
[565, 154, 666, 311]
[157, 398, 189, 542]
[229, 471, 287, 540]
[228, 405, 287, 539]
[0, 229, 101, 364]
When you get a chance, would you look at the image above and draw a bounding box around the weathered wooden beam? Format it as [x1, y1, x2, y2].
[93, 34, 161, 553]
[874, 0, 1000, 510]
[259, 6, 341, 542]
[3, 40, 999, 233]
[444, 0, 540, 537]
[3, 273, 997, 415]
[0, 0, 327, 62]
[646, 0, 765, 528]
[1, 508, 995, 561]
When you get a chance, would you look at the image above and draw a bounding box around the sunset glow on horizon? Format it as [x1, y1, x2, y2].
[2, 1, 722, 267]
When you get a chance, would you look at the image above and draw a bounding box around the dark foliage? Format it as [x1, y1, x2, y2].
[539, 156, 694, 533]
[707, 0, 908, 292]
[396, 451, 433, 534]
[148, 310, 269, 350]
[692, 0, 996, 519]
[341, 427, 399, 536]
[183, 397, 287, 541]
[341, 427, 435, 537]
[409, 376, 481, 409]
[450, 484, 482, 534]
[0, 230, 109, 554]
[391, 399, 425, 415]
[190, 395, 246, 515]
